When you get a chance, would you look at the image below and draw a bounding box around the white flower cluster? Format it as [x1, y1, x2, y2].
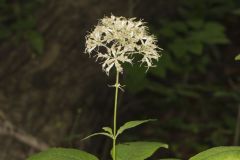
[85, 15, 162, 75]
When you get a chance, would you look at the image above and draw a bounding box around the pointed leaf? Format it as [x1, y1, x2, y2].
[102, 127, 113, 135]
[190, 146, 240, 160]
[27, 148, 99, 160]
[82, 132, 113, 140]
[116, 119, 156, 137]
[114, 141, 168, 160]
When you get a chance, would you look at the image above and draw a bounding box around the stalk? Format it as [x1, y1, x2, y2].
[112, 71, 119, 160]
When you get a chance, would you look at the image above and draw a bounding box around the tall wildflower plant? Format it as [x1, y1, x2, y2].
[27, 15, 240, 160]
[85, 15, 165, 160]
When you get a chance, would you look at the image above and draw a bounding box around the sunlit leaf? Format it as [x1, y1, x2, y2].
[190, 146, 240, 160]
[235, 54, 240, 61]
[27, 148, 99, 160]
[114, 141, 168, 160]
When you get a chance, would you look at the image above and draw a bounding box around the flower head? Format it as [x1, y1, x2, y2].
[85, 15, 162, 75]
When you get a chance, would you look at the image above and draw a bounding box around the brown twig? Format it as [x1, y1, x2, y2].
[0, 111, 49, 151]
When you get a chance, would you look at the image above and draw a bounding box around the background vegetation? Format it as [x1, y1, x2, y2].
[0, 0, 239, 160]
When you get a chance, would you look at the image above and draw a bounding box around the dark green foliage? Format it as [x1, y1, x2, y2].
[125, 0, 240, 158]
[0, 0, 44, 55]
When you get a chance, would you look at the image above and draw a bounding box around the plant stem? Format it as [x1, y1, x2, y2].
[113, 71, 119, 160]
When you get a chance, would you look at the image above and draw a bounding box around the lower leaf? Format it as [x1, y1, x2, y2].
[27, 148, 99, 160]
[113, 141, 168, 160]
[159, 159, 181, 160]
[190, 146, 240, 160]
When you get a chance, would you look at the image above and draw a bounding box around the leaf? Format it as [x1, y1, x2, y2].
[186, 41, 203, 55]
[26, 30, 44, 55]
[187, 19, 204, 29]
[190, 146, 240, 160]
[27, 148, 99, 160]
[203, 22, 229, 44]
[235, 54, 240, 61]
[116, 119, 155, 137]
[102, 127, 113, 135]
[189, 22, 229, 45]
[213, 91, 240, 101]
[168, 39, 188, 58]
[171, 21, 188, 33]
[114, 141, 168, 160]
[82, 132, 113, 140]
[159, 159, 181, 160]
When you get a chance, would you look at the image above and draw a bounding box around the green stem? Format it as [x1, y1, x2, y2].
[113, 71, 119, 160]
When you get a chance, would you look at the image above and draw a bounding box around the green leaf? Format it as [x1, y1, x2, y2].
[190, 146, 240, 160]
[171, 21, 188, 33]
[189, 22, 229, 45]
[168, 39, 188, 58]
[26, 30, 44, 55]
[102, 127, 113, 135]
[186, 41, 203, 55]
[116, 119, 155, 137]
[114, 141, 168, 160]
[187, 19, 204, 29]
[82, 132, 113, 140]
[235, 54, 240, 61]
[27, 148, 99, 160]
[159, 159, 181, 160]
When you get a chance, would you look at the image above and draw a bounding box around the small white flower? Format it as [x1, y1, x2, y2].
[85, 15, 162, 75]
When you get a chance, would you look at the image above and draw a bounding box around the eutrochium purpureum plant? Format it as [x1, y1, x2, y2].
[27, 15, 240, 160]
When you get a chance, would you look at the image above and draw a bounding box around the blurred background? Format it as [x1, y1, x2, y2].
[0, 0, 240, 159]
